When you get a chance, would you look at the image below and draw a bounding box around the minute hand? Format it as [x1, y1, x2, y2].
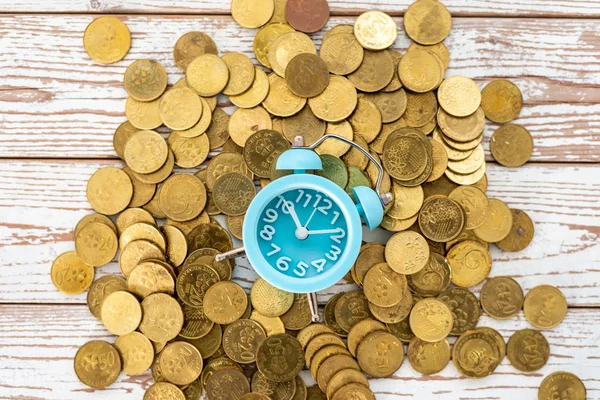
[306, 228, 342, 235]
[283, 199, 302, 229]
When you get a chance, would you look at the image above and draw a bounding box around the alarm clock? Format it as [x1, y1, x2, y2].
[216, 134, 393, 321]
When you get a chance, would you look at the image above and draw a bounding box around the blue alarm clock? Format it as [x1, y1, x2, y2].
[216, 134, 392, 321]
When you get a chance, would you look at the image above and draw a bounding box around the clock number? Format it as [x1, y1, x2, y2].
[267, 243, 281, 257]
[331, 211, 340, 225]
[302, 194, 312, 207]
[263, 208, 278, 223]
[330, 228, 346, 244]
[317, 198, 332, 215]
[311, 259, 326, 273]
[275, 256, 291, 272]
[295, 190, 304, 203]
[276, 196, 291, 214]
[293, 261, 308, 277]
[313, 194, 322, 208]
[326, 245, 342, 261]
[260, 225, 275, 241]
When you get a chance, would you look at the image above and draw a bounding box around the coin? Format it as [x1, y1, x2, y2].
[399, 48, 443, 93]
[437, 287, 481, 336]
[407, 252, 451, 297]
[348, 98, 382, 144]
[385, 231, 430, 275]
[139, 293, 184, 342]
[167, 132, 210, 168]
[212, 172, 255, 216]
[282, 106, 326, 146]
[308, 75, 358, 122]
[74, 340, 121, 388]
[409, 298, 453, 342]
[254, 23, 296, 69]
[349, 50, 394, 92]
[263, 74, 307, 117]
[481, 80, 523, 123]
[87, 167, 133, 215]
[438, 76, 481, 117]
[204, 281, 248, 324]
[251, 371, 295, 400]
[268, 31, 317, 78]
[51, 251, 95, 295]
[185, 248, 232, 281]
[480, 276, 524, 320]
[445, 161, 486, 186]
[221, 52, 255, 96]
[334, 290, 374, 332]
[232, 0, 274, 28]
[201, 358, 243, 392]
[406, 337, 450, 375]
[387, 183, 424, 220]
[83, 17, 131, 64]
[316, 354, 360, 391]
[256, 333, 304, 382]
[127, 260, 175, 298]
[100, 291, 142, 336]
[174, 97, 212, 138]
[404, 0, 452, 45]
[490, 124, 534, 167]
[119, 222, 166, 252]
[251, 277, 294, 317]
[448, 186, 489, 230]
[158, 174, 207, 222]
[447, 240, 492, 288]
[354, 11, 397, 50]
[506, 329, 550, 372]
[187, 223, 233, 253]
[179, 302, 214, 340]
[184, 323, 223, 359]
[114, 331, 154, 375]
[307, 386, 327, 400]
[229, 106, 273, 146]
[363, 89, 407, 124]
[353, 243, 385, 285]
[241, 130, 290, 179]
[320, 32, 364, 75]
[121, 168, 156, 208]
[331, 384, 375, 400]
[124, 59, 168, 102]
[347, 319, 387, 357]
[343, 135, 370, 170]
[144, 382, 185, 400]
[133, 151, 175, 185]
[159, 226, 188, 267]
[473, 198, 513, 242]
[297, 324, 334, 349]
[125, 97, 163, 130]
[418, 196, 465, 242]
[87, 275, 127, 319]
[363, 263, 407, 307]
[326, 369, 369, 400]
[382, 134, 428, 181]
[159, 87, 203, 131]
[223, 319, 266, 363]
[124, 130, 169, 174]
[187, 54, 229, 97]
[230, 67, 271, 109]
[113, 121, 139, 159]
[452, 330, 502, 378]
[75, 221, 118, 267]
[538, 372, 586, 400]
[323, 293, 347, 336]
[160, 341, 203, 386]
[285, 53, 330, 98]
[176, 263, 220, 308]
[118, 240, 164, 278]
[387, 318, 415, 343]
[496, 209, 535, 252]
[523, 285, 568, 329]
[285, 0, 329, 32]
[437, 106, 485, 143]
[173, 31, 218, 71]
[279, 293, 312, 331]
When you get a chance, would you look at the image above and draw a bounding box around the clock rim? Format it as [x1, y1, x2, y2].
[243, 173, 362, 294]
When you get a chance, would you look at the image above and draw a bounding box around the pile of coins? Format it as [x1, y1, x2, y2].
[48, 0, 586, 399]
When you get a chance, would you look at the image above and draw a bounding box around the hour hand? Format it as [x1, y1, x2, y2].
[306, 228, 342, 236]
[282, 199, 302, 229]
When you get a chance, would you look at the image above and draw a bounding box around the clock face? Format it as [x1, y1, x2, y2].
[256, 188, 349, 279]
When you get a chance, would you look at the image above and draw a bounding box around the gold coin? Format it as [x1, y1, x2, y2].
[203, 281, 248, 324]
[83, 17, 130, 64]
[348, 50, 394, 92]
[51, 251, 94, 295]
[320, 32, 364, 75]
[87, 275, 127, 319]
[506, 329, 549, 372]
[438, 76, 481, 117]
[263, 73, 307, 117]
[100, 291, 142, 336]
[183, 323, 222, 359]
[363, 263, 407, 307]
[308, 75, 358, 122]
[349, 98, 382, 144]
[285, 53, 330, 98]
[118, 239, 165, 278]
[407, 337, 450, 375]
[127, 260, 175, 298]
[223, 319, 267, 363]
[251, 310, 286, 337]
[230, 67, 270, 109]
[280, 293, 313, 331]
[251, 371, 295, 400]
[448, 186, 489, 230]
[176, 263, 220, 307]
[313, 122, 353, 157]
[74, 340, 121, 388]
[187, 54, 229, 97]
[292, 376, 307, 400]
[381, 214, 418, 232]
[119, 221, 166, 252]
[297, 324, 334, 348]
[205, 107, 230, 149]
[538, 372, 586, 400]
[452, 330, 502, 378]
[122, 167, 156, 208]
[353, 11, 397, 50]
[347, 318, 387, 357]
[432, 128, 473, 161]
[363, 89, 407, 124]
[159, 174, 207, 222]
[114, 331, 154, 375]
[144, 382, 185, 400]
[256, 333, 304, 382]
[282, 105, 326, 145]
[75, 221, 118, 267]
[418, 195, 465, 242]
[269, 0, 287, 23]
[496, 209, 535, 252]
[437, 287, 481, 335]
[387, 317, 415, 343]
[316, 354, 360, 392]
[353, 243, 385, 285]
[221, 52, 256, 96]
[334, 290, 374, 332]
[475, 327, 506, 361]
[232, 0, 274, 28]
[115, 207, 155, 235]
[159, 87, 202, 131]
[305, 333, 347, 368]
[160, 341, 203, 386]
[243, 129, 290, 178]
[251, 277, 294, 317]
[407, 252, 451, 298]
[490, 124, 534, 167]
[173, 31, 218, 72]
[268, 31, 317, 78]
[185, 248, 232, 281]
[124, 130, 168, 174]
[160, 225, 188, 267]
[385, 231, 430, 275]
[179, 302, 214, 340]
[164, 211, 210, 236]
[113, 121, 139, 159]
[404, 0, 452, 45]
[382, 133, 428, 181]
[124, 59, 168, 102]
[326, 369, 369, 400]
[447, 240, 491, 288]
[167, 132, 210, 168]
[87, 167, 133, 215]
[523, 285, 568, 329]
[125, 96, 163, 130]
[212, 172, 256, 216]
[398, 49, 443, 93]
[426, 139, 449, 183]
[323, 293, 348, 336]
[470, 173, 488, 193]
[387, 182, 424, 220]
[368, 288, 413, 324]
[201, 357, 243, 392]
[206, 152, 254, 190]
[409, 42, 449, 70]
[187, 223, 233, 253]
[229, 106, 273, 146]
[331, 384, 375, 400]
[409, 298, 453, 342]
[307, 386, 327, 400]
[343, 135, 370, 170]
[133, 150, 175, 185]
[437, 106, 485, 143]
[254, 23, 296, 69]
[445, 161, 486, 185]
[473, 198, 513, 242]
[311, 345, 351, 379]
[481, 79, 523, 123]
[206, 368, 251, 398]
[139, 293, 184, 342]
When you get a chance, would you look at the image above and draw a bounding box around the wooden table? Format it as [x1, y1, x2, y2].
[0, 1, 599, 399]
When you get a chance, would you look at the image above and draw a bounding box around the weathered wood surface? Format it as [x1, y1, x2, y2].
[0, 0, 600, 17]
[1, 159, 598, 306]
[0, 15, 599, 160]
[0, 304, 598, 400]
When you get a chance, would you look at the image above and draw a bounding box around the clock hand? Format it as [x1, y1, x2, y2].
[282, 199, 302, 230]
[303, 207, 318, 228]
[306, 228, 342, 236]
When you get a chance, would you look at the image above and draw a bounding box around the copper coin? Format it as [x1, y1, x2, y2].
[285, 0, 330, 33]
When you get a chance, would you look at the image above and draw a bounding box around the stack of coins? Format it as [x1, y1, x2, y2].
[51, 0, 586, 399]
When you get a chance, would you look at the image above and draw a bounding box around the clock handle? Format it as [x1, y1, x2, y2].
[302, 134, 393, 207]
[307, 292, 321, 322]
[215, 246, 246, 262]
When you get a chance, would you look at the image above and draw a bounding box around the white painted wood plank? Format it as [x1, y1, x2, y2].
[0, 0, 599, 17]
[0, 15, 598, 160]
[0, 304, 598, 400]
[0, 160, 598, 306]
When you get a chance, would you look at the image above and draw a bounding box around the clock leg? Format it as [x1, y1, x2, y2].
[214, 246, 246, 262]
[307, 292, 321, 322]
